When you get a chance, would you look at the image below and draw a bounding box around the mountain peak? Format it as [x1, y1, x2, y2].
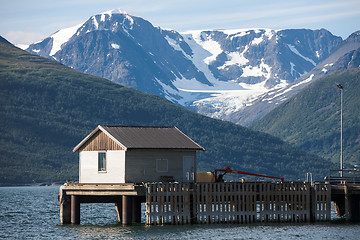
[346, 30, 360, 41]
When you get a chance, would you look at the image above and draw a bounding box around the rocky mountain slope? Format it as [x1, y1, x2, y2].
[236, 31, 360, 125]
[25, 9, 345, 125]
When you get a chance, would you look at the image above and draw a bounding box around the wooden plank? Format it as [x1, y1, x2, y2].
[326, 184, 331, 221]
[65, 191, 139, 196]
[79, 130, 124, 151]
[63, 185, 135, 191]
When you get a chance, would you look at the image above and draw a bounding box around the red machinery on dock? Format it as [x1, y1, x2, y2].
[213, 166, 284, 182]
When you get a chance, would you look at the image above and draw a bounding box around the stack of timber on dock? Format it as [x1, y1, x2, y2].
[145, 182, 331, 225]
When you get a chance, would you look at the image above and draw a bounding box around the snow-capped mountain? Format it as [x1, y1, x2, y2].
[26, 9, 345, 125]
[231, 31, 360, 126]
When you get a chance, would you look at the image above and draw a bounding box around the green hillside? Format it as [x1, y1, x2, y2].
[252, 68, 360, 168]
[0, 38, 331, 185]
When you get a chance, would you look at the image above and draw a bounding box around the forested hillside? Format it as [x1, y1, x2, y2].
[0, 37, 331, 185]
[252, 68, 360, 167]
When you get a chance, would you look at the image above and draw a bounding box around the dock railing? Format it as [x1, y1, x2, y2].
[325, 169, 360, 184]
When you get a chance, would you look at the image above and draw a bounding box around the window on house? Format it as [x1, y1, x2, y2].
[98, 152, 106, 172]
[156, 158, 168, 172]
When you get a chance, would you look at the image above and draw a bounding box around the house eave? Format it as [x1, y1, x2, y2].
[126, 147, 205, 151]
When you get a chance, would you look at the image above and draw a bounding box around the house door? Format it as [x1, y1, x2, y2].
[183, 156, 195, 182]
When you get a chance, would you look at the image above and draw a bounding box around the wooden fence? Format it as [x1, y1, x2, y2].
[145, 183, 192, 225]
[312, 183, 331, 221]
[145, 182, 331, 225]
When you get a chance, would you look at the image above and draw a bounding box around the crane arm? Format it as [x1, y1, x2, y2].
[214, 166, 284, 182]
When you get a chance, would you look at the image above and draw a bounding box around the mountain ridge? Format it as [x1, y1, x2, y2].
[25, 9, 347, 125]
[235, 31, 360, 125]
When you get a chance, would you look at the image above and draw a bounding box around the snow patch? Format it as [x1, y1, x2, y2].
[265, 29, 275, 40]
[184, 31, 223, 64]
[102, 9, 128, 16]
[125, 15, 134, 27]
[111, 43, 120, 49]
[164, 35, 187, 56]
[219, 47, 249, 69]
[99, 9, 131, 22]
[242, 59, 271, 79]
[155, 78, 180, 102]
[101, 14, 106, 22]
[92, 16, 99, 29]
[290, 62, 295, 76]
[16, 44, 29, 50]
[288, 44, 316, 66]
[180, 31, 221, 84]
[264, 74, 314, 101]
[50, 23, 83, 56]
[220, 28, 275, 41]
[251, 36, 263, 45]
[321, 63, 334, 73]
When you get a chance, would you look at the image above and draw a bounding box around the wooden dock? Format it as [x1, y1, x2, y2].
[58, 181, 360, 225]
[58, 183, 145, 225]
[145, 182, 331, 225]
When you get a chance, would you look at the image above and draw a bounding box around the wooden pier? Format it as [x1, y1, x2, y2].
[58, 183, 145, 225]
[145, 182, 331, 225]
[58, 181, 360, 225]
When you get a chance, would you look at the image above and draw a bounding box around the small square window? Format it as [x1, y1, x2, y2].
[156, 159, 168, 172]
[98, 152, 106, 172]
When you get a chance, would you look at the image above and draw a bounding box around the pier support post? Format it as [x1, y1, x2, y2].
[71, 195, 80, 224]
[305, 183, 311, 222]
[344, 183, 351, 221]
[309, 184, 316, 222]
[122, 195, 133, 225]
[132, 197, 142, 223]
[189, 184, 197, 224]
[115, 200, 123, 223]
[351, 195, 360, 222]
[60, 194, 71, 224]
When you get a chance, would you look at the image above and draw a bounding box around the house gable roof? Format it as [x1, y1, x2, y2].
[73, 125, 205, 152]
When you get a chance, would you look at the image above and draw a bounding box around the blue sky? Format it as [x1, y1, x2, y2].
[1, 0, 359, 46]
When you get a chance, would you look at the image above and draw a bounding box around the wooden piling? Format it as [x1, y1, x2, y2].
[115, 201, 122, 222]
[59, 188, 71, 224]
[132, 197, 142, 223]
[122, 195, 133, 225]
[71, 195, 80, 224]
[351, 195, 360, 221]
[344, 183, 351, 220]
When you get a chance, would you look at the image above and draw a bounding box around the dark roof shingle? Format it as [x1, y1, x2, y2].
[74, 125, 204, 151]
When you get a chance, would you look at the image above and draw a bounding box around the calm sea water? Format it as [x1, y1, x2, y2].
[0, 186, 360, 239]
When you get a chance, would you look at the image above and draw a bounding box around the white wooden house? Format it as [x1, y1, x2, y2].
[73, 125, 205, 183]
